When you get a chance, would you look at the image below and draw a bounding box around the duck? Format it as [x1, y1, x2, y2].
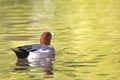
[11, 31, 55, 63]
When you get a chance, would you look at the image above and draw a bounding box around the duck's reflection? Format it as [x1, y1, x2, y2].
[14, 58, 54, 75]
[14, 59, 29, 71]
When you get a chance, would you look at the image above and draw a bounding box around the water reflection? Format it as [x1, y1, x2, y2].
[0, 0, 120, 80]
[14, 59, 29, 71]
[14, 58, 54, 75]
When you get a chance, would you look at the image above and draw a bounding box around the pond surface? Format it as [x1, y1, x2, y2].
[0, 0, 120, 80]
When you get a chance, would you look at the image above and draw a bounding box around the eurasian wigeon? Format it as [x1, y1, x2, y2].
[12, 32, 55, 64]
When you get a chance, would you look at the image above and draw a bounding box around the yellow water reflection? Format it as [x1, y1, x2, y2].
[0, 0, 120, 80]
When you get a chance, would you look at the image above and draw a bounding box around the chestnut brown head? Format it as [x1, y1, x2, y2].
[40, 32, 52, 45]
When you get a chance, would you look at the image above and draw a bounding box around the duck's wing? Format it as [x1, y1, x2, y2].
[21, 45, 36, 52]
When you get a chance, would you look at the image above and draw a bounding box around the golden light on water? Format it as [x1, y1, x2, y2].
[0, 0, 120, 80]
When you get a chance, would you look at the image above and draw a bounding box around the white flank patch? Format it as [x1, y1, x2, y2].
[39, 49, 50, 53]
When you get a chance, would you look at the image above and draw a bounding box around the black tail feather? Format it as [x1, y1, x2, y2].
[11, 48, 29, 59]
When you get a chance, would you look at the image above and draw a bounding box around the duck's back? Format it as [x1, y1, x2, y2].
[31, 44, 54, 51]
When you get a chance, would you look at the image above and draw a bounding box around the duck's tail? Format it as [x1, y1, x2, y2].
[11, 48, 29, 59]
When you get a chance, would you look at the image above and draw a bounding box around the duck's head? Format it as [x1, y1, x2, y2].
[40, 32, 52, 45]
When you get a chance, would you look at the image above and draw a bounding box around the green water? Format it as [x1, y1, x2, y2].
[0, 0, 120, 80]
